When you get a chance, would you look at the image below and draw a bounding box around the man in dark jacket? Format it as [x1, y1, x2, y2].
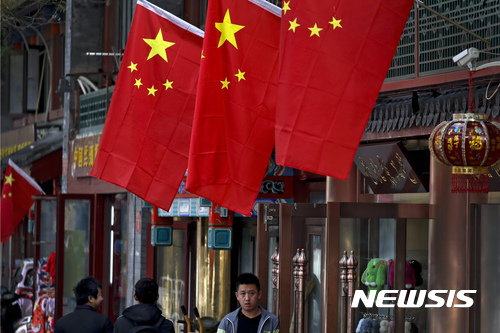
[114, 278, 174, 333]
[54, 276, 114, 333]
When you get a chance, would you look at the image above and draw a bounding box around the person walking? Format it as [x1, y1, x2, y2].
[217, 273, 279, 333]
[113, 277, 174, 333]
[54, 276, 113, 333]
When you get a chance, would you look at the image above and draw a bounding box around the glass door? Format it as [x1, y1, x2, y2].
[55, 194, 95, 319]
[107, 193, 128, 322]
[155, 221, 195, 332]
[30, 196, 58, 331]
[306, 227, 325, 333]
[471, 204, 500, 332]
[326, 203, 429, 333]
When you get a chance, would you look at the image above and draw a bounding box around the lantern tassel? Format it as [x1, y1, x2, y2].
[451, 174, 489, 193]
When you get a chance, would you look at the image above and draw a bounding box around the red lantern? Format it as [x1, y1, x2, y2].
[429, 113, 500, 193]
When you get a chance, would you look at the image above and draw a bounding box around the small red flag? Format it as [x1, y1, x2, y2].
[90, 0, 203, 211]
[186, 0, 281, 216]
[275, 0, 414, 179]
[1, 159, 44, 244]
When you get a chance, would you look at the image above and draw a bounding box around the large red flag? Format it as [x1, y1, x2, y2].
[90, 0, 203, 211]
[275, 0, 414, 179]
[186, 0, 281, 216]
[1, 159, 44, 244]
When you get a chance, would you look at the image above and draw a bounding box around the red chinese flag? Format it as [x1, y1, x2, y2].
[276, 0, 413, 179]
[90, 0, 203, 211]
[186, 0, 281, 216]
[1, 159, 44, 244]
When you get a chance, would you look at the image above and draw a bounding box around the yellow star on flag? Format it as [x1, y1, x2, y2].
[201, 50, 205, 58]
[128, 62, 138, 72]
[308, 23, 323, 37]
[221, 77, 230, 89]
[143, 29, 175, 62]
[282, 1, 291, 15]
[148, 85, 158, 96]
[215, 10, 245, 49]
[289, 18, 300, 32]
[134, 78, 143, 89]
[329, 16, 342, 29]
[163, 79, 173, 90]
[8, 193, 12, 197]
[4, 173, 14, 186]
[235, 69, 245, 81]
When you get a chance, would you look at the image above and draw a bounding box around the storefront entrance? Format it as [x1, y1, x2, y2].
[257, 202, 430, 333]
[35, 193, 127, 321]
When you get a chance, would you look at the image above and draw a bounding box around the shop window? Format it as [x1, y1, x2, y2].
[40, 199, 57, 258]
[342, 217, 429, 333]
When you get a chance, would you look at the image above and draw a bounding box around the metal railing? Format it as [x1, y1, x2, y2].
[388, 0, 500, 80]
[79, 86, 114, 133]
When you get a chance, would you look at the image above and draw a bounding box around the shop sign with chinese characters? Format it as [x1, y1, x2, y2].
[354, 142, 428, 194]
[71, 135, 100, 177]
[1, 125, 35, 159]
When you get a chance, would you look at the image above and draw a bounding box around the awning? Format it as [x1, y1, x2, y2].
[1, 132, 63, 183]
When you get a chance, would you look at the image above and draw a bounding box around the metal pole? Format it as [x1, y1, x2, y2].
[85, 52, 124, 56]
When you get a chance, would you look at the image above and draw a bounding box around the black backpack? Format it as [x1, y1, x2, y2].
[129, 317, 165, 333]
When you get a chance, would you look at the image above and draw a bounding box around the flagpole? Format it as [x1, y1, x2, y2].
[7, 238, 13, 286]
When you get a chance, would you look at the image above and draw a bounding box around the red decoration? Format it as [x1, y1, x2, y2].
[1, 159, 44, 243]
[275, 0, 414, 180]
[429, 113, 500, 193]
[209, 205, 233, 227]
[90, 0, 203, 212]
[186, 0, 280, 216]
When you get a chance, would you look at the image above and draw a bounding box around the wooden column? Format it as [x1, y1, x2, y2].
[325, 202, 341, 333]
[278, 204, 293, 333]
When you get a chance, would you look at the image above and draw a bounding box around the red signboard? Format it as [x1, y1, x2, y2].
[209, 204, 233, 227]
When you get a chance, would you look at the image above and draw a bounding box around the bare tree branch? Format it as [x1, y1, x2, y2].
[1, 0, 66, 52]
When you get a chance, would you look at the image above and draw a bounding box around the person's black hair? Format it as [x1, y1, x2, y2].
[73, 276, 102, 306]
[235, 273, 260, 292]
[134, 278, 159, 304]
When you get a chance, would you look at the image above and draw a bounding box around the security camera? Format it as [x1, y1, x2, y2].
[453, 48, 479, 69]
